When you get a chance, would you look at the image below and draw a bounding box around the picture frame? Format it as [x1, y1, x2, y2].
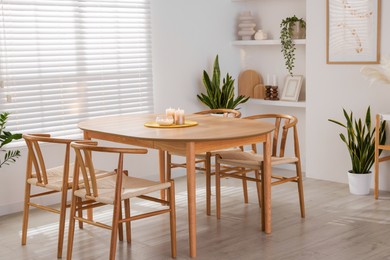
[281, 75, 303, 102]
[326, 0, 381, 64]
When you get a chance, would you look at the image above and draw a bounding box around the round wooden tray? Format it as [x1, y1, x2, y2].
[144, 120, 198, 128]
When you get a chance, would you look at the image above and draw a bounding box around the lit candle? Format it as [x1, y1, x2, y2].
[166, 107, 175, 122]
[174, 108, 185, 125]
[272, 75, 277, 86]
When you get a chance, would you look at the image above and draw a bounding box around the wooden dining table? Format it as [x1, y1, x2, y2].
[78, 113, 275, 257]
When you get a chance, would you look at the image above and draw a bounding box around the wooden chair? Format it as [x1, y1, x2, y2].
[21, 134, 76, 258]
[166, 108, 241, 215]
[67, 141, 176, 260]
[22, 134, 76, 258]
[214, 114, 305, 220]
[374, 114, 390, 199]
[21, 134, 113, 258]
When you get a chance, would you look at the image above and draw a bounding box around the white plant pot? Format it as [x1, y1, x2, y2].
[347, 171, 372, 195]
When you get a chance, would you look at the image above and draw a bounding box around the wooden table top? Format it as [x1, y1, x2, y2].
[78, 113, 275, 142]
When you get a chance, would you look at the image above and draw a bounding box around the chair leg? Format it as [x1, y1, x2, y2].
[205, 153, 212, 216]
[215, 156, 221, 219]
[77, 198, 84, 229]
[57, 188, 68, 258]
[260, 164, 266, 231]
[66, 194, 78, 260]
[166, 153, 172, 181]
[109, 198, 121, 260]
[374, 158, 379, 200]
[21, 181, 31, 246]
[159, 150, 166, 202]
[242, 169, 249, 204]
[296, 161, 305, 218]
[124, 199, 131, 243]
[169, 181, 177, 258]
[254, 170, 262, 208]
[118, 202, 124, 242]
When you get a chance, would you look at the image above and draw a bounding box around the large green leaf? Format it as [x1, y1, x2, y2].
[0, 112, 22, 168]
[212, 55, 221, 91]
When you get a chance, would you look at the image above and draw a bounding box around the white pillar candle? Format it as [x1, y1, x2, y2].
[174, 109, 185, 125]
[272, 75, 277, 86]
[166, 107, 175, 122]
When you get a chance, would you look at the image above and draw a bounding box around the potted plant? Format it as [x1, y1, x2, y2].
[0, 112, 22, 168]
[280, 15, 306, 76]
[328, 106, 386, 195]
[197, 55, 249, 109]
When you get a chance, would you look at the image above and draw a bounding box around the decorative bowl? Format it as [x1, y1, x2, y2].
[156, 115, 174, 126]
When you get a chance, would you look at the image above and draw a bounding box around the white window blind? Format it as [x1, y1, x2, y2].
[0, 0, 154, 145]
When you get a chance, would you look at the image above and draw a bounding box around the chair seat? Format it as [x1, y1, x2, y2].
[74, 174, 172, 204]
[218, 150, 298, 169]
[27, 163, 113, 191]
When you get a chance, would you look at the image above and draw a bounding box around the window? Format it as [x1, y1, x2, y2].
[0, 0, 153, 145]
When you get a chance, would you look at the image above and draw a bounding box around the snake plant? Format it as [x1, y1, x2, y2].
[328, 106, 386, 173]
[197, 55, 249, 109]
[0, 112, 22, 168]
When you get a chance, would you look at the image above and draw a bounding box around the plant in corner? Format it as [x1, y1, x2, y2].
[280, 15, 306, 76]
[0, 112, 23, 168]
[197, 55, 249, 109]
[328, 106, 386, 195]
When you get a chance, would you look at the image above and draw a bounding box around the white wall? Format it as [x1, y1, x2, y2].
[306, 1, 390, 189]
[151, 0, 239, 113]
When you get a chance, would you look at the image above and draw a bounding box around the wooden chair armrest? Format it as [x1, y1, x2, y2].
[71, 141, 148, 155]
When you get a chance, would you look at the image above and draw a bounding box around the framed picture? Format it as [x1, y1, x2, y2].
[281, 75, 303, 102]
[326, 0, 381, 64]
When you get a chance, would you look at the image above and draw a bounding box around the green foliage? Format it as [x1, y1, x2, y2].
[197, 55, 249, 109]
[0, 112, 22, 168]
[328, 106, 386, 173]
[280, 15, 306, 76]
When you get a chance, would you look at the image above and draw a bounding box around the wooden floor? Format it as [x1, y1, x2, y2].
[2, 170, 390, 260]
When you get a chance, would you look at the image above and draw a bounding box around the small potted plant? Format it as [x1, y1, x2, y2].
[280, 15, 306, 76]
[0, 112, 22, 168]
[328, 106, 386, 195]
[197, 55, 249, 109]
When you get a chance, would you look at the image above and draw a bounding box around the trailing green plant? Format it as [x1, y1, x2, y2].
[328, 106, 386, 173]
[197, 55, 249, 109]
[280, 15, 306, 76]
[0, 112, 22, 168]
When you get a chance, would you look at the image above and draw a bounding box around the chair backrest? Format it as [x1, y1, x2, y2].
[244, 114, 299, 158]
[23, 134, 73, 186]
[71, 141, 148, 199]
[195, 109, 241, 118]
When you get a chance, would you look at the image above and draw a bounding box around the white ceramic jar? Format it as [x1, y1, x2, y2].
[254, 30, 267, 40]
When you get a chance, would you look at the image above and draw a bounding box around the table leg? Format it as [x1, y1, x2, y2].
[263, 133, 272, 234]
[186, 142, 197, 257]
[159, 150, 166, 201]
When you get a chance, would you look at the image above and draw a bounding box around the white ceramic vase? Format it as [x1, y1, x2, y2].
[347, 171, 372, 195]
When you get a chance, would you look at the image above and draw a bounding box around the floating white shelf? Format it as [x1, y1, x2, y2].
[248, 99, 306, 108]
[232, 39, 306, 46]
